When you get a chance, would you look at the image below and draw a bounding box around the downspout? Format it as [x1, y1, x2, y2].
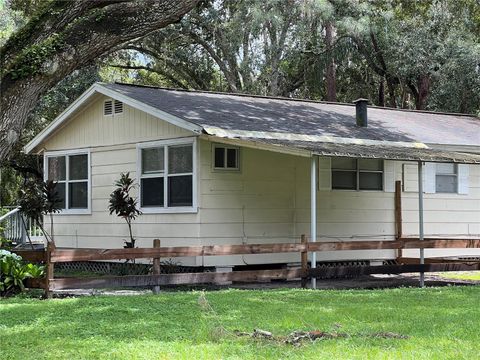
[418, 161, 425, 287]
[311, 156, 317, 289]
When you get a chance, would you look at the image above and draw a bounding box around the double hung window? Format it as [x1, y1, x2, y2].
[45, 151, 90, 212]
[139, 139, 195, 211]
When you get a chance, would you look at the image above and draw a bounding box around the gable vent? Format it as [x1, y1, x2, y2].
[114, 100, 123, 114]
[104, 100, 113, 116]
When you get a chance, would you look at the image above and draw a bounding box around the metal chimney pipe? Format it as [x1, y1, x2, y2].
[353, 98, 369, 127]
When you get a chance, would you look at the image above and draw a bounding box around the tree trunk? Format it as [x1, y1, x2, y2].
[378, 78, 385, 106]
[386, 76, 397, 107]
[0, 0, 199, 161]
[325, 21, 336, 102]
[416, 75, 430, 110]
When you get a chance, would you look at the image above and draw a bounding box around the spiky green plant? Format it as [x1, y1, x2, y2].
[108, 173, 142, 249]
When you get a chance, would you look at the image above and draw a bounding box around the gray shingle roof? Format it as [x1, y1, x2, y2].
[102, 83, 480, 147]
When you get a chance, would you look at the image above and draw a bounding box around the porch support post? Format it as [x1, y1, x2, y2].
[310, 156, 317, 289]
[418, 161, 425, 287]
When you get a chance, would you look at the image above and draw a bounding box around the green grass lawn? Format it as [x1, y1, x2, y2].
[1, 287, 479, 359]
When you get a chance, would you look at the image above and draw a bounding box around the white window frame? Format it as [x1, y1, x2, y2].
[43, 148, 91, 215]
[212, 144, 240, 171]
[137, 137, 197, 214]
[331, 158, 384, 191]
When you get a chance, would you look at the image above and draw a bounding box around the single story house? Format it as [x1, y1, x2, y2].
[24, 82, 480, 268]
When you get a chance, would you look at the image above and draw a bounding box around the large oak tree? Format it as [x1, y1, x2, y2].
[0, 0, 199, 161]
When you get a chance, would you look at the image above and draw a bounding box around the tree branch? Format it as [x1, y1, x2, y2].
[187, 30, 238, 92]
[108, 63, 189, 89]
[0, 0, 200, 160]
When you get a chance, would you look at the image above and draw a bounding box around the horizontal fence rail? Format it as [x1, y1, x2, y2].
[46, 238, 480, 263]
[12, 236, 480, 297]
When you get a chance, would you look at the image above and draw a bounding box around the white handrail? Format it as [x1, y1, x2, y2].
[0, 207, 21, 222]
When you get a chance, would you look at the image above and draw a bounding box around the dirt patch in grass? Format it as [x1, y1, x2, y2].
[232, 328, 410, 346]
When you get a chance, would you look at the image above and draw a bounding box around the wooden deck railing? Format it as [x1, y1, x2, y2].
[14, 236, 480, 297]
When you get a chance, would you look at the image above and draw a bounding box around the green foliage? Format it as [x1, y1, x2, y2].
[109, 0, 479, 114]
[7, 33, 64, 80]
[1, 66, 98, 218]
[1, 0, 60, 65]
[26, 65, 101, 139]
[0, 249, 44, 297]
[108, 173, 142, 248]
[0, 166, 22, 206]
[0, 208, 11, 249]
[8, 0, 46, 18]
[17, 178, 62, 223]
[0, 0, 26, 47]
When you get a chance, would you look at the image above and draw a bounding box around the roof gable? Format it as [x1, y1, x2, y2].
[24, 83, 202, 153]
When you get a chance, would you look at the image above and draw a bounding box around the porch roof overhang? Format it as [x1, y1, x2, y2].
[257, 139, 480, 164]
[202, 127, 480, 164]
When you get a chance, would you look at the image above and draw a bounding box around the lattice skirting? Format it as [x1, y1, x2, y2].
[55, 261, 212, 275]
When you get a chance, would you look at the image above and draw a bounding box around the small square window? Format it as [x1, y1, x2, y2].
[213, 145, 239, 170]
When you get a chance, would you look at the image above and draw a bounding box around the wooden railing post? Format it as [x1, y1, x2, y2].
[152, 239, 161, 294]
[395, 180, 403, 261]
[45, 241, 55, 299]
[301, 234, 308, 288]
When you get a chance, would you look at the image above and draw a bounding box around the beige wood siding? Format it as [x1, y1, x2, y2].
[43, 95, 191, 151]
[198, 140, 297, 265]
